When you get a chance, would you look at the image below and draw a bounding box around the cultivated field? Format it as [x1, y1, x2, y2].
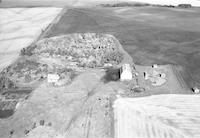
[44, 6, 200, 88]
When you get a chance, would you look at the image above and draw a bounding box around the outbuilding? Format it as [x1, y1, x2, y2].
[120, 64, 133, 81]
[47, 74, 60, 83]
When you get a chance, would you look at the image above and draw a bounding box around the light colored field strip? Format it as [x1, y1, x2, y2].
[0, 7, 62, 71]
[0, 8, 62, 53]
[114, 94, 200, 138]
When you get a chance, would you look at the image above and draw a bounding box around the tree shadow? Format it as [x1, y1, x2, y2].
[102, 67, 120, 83]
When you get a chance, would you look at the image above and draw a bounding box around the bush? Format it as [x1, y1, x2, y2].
[100, 2, 150, 7]
[2, 59, 48, 84]
[20, 45, 36, 56]
[29, 33, 124, 67]
[102, 51, 123, 64]
[87, 60, 98, 68]
[12, 60, 40, 72]
[0, 75, 16, 92]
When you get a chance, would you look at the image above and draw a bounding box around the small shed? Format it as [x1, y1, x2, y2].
[47, 74, 60, 83]
[120, 64, 132, 81]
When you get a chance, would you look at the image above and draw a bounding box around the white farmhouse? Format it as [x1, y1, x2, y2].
[120, 64, 132, 81]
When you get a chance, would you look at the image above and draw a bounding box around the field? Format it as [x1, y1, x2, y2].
[1, 4, 200, 138]
[44, 6, 200, 88]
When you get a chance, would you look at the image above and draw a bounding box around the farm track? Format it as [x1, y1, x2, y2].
[170, 65, 188, 90]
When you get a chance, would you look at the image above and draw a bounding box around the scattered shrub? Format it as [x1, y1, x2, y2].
[100, 2, 150, 7]
[20, 45, 36, 56]
[2, 59, 48, 85]
[102, 51, 123, 65]
[0, 75, 16, 92]
[32, 33, 124, 68]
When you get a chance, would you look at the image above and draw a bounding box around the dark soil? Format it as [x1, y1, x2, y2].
[2, 89, 32, 99]
[0, 89, 32, 118]
[43, 7, 200, 88]
[0, 109, 14, 118]
[102, 68, 120, 83]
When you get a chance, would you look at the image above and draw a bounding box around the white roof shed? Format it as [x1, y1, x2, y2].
[120, 64, 132, 81]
